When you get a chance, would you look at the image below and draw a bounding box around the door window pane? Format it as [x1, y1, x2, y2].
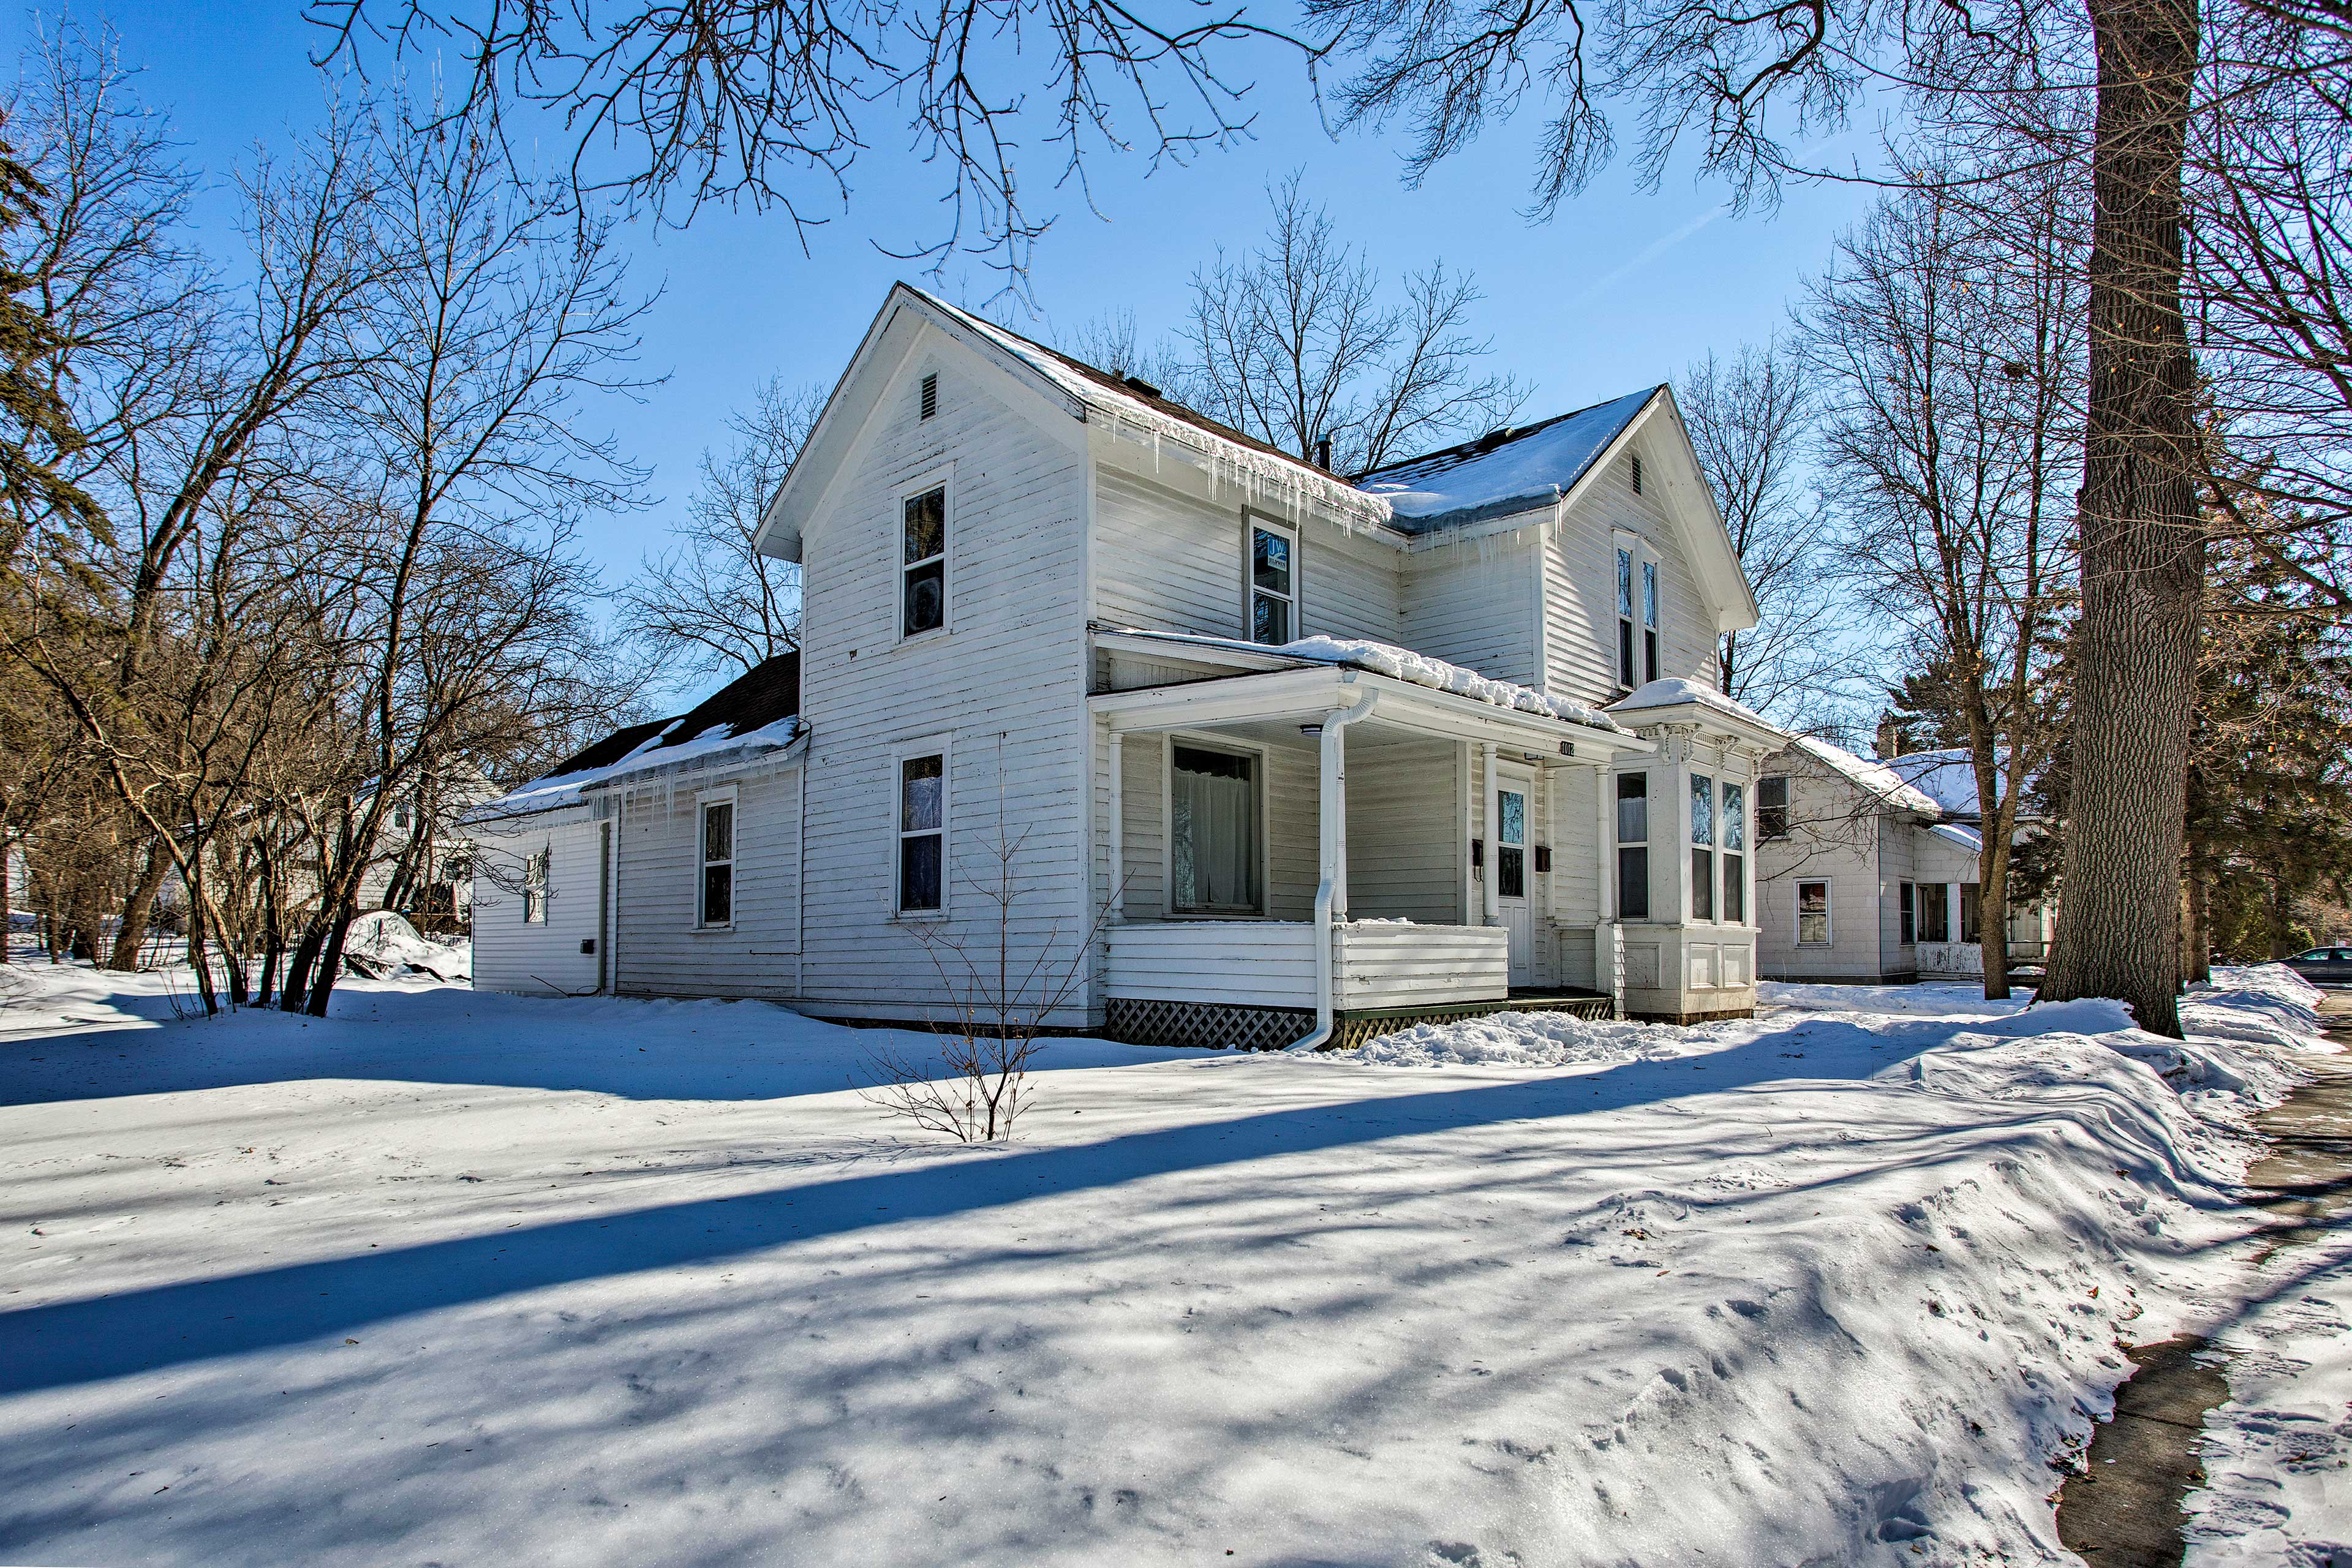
[1497, 788, 1526, 900]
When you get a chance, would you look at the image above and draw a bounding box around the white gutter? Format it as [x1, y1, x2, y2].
[1287, 687, 1381, 1053]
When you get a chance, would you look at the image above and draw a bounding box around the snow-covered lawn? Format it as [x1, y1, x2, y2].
[0, 962, 2332, 1566]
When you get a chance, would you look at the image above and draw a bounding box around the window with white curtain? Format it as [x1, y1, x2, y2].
[1721, 780, 1745, 924]
[1615, 772, 1649, 920]
[1170, 744, 1261, 914]
[1690, 772, 1715, 921]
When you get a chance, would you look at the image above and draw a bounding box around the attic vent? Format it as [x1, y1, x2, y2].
[1630, 453, 1644, 494]
[1122, 374, 1161, 398]
[920, 372, 938, 420]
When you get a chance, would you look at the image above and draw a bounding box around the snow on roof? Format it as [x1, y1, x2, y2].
[1606, 677, 1781, 734]
[913, 290, 1391, 529]
[1785, 735, 1942, 816]
[1098, 627, 1630, 734]
[1352, 390, 1659, 531]
[1929, 822, 1985, 854]
[1883, 749, 1983, 816]
[473, 654, 804, 820]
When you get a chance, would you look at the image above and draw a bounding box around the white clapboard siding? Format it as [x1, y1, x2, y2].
[1545, 453, 1721, 705]
[1092, 463, 1406, 644]
[1333, 924, 1508, 1007]
[1401, 527, 1542, 687]
[610, 763, 804, 1000]
[1346, 736, 1461, 924]
[470, 813, 605, 996]
[1752, 759, 1889, 979]
[1104, 922, 1319, 1007]
[1103, 920, 1506, 1009]
[794, 347, 1095, 1021]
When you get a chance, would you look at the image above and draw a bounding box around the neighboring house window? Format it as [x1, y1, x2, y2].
[522, 847, 548, 924]
[1721, 781, 1745, 924]
[1249, 521, 1296, 646]
[1630, 452, 1644, 495]
[1960, 882, 1981, 944]
[1899, 881, 1916, 944]
[1616, 548, 1637, 688]
[1496, 785, 1527, 900]
[1758, 775, 1789, 840]
[1642, 560, 1660, 683]
[1172, 744, 1262, 914]
[1615, 772, 1649, 920]
[898, 755, 946, 914]
[1691, 773, 1716, 921]
[1919, 883, 1950, 943]
[1797, 880, 1831, 946]
[698, 799, 735, 927]
[902, 486, 947, 638]
[919, 371, 938, 420]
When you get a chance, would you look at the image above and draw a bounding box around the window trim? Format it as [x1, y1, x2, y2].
[1163, 730, 1272, 919]
[1899, 880, 1917, 946]
[1613, 541, 1637, 690]
[1243, 512, 1299, 648]
[1796, 878, 1833, 948]
[894, 464, 956, 647]
[892, 737, 952, 921]
[1690, 771, 1716, 922]
[695, 787, 739, 931]
[1757, 774, 1790, 841]
[1493, 765, 1532, 903]
[1642, 559, 1660, 684]
[1721, 777, 1746, 926]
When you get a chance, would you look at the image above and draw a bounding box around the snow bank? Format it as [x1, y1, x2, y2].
[0, 963, 2334, 1568]
[341, 911, 472, 982]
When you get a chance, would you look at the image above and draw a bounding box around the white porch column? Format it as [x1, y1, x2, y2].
[1483, 742, 1501, 924]
[1458, 739, 1476, 923]
[1106, 729, 1125, 924]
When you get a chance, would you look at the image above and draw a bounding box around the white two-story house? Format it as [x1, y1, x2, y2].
[469, 284, 1774, 1044]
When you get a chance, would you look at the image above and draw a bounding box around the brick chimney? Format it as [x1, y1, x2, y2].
[1875, 713, 1902, 760]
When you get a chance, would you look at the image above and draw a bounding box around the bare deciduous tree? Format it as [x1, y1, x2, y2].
[1679, 341, 1864, 729]
[616, 377, 816, 685]
[1178, 173, 1523, 473]
[1801, 167, 2082, 999]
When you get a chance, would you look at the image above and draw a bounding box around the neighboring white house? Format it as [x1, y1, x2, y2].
[1752, 737, 2057, 984]
[470, 283, 1775, 1042]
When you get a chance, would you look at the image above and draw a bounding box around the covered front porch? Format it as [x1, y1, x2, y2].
[1088, 636, 1653, 1049]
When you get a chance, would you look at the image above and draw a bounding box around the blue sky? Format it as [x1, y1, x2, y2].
[17, 1, 1877, 608]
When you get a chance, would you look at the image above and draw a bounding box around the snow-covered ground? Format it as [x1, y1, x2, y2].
[0, 960, 2333, 1566]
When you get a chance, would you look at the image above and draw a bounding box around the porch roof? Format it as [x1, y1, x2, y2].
[1089, 659, 1653, 758]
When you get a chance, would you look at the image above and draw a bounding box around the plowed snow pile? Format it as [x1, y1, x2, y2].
[0, 962, 2328, 1567]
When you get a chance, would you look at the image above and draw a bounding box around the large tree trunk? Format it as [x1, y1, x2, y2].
[108, 839, 172, 972]
[1979, 835, 2015, 1001]
[2038, 0, 2204, 1038]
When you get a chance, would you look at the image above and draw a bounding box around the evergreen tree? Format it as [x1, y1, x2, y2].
[0, 137, 103, 565]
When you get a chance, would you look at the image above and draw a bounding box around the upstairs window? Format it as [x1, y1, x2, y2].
[699, 799, 736, 927]
[897, 755, 946, 914]
[1691, 773, 1716, 921]
[919, 372, 938, 420]
[1642, 560, 1660, 682]
[902, 486, 947, 638]
[1172, 744, 1262, 914]
[1721, 780, 1746, 924]
[1615, 772, 1649, 920]
[522, 847, 549, 924]
[1250, 521, 1296, 646]
[1758, 775, 1790, 839]
[1615, 548, 1636, 688]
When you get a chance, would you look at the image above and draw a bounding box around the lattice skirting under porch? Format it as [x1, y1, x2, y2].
[1105, 993, 1616, 1052]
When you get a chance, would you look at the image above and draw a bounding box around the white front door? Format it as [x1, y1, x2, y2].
[1494, 771, 1533, 987]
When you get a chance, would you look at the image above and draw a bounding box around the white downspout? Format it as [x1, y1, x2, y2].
[1286, 687, 1379, 1053]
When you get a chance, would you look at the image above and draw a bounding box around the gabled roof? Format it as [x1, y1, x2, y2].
[1353, 390, 1659, 531]
[473, 654, 804, 819]
[1785, 735, 1942, 817]
[1882, 749, 1982, 818]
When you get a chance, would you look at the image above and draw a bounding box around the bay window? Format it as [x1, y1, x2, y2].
[1615, 771, 1649, 919]
[1642, 560, 1660, 683]
[1690, 773, 1715, 921]
[1721, 780, 1745, 924]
